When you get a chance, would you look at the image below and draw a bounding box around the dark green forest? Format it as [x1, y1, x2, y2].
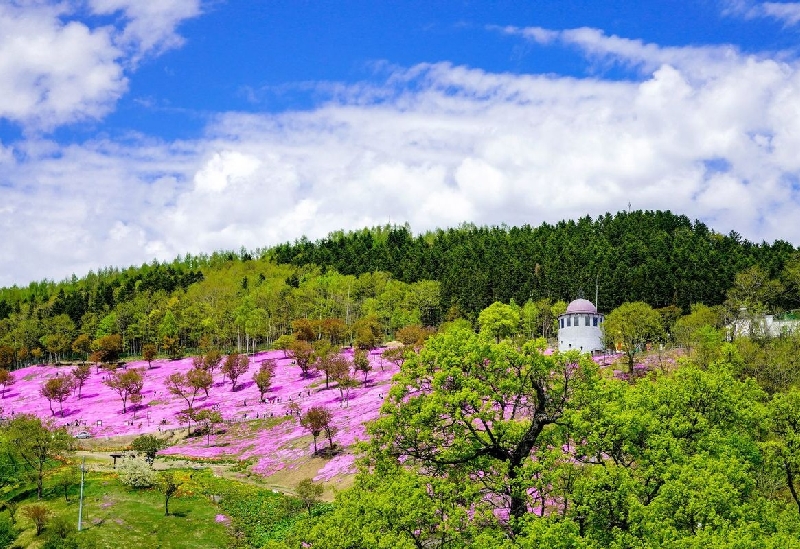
[272, 210, 797, 314]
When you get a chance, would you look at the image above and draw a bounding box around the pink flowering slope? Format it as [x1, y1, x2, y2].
[3, 349, 399, 482]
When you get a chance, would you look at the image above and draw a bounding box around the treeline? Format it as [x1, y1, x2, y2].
[1, 210, 798, 370]
[271, 210, 798, 314]
[0, 257, 440, 369]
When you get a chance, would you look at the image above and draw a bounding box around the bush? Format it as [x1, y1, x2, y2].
[21, 504, 50, 536]
[117, 457, 156, 488]
[0, 515, 17, 548]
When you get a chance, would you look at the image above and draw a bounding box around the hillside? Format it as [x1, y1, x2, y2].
[2, 349, 399, 485]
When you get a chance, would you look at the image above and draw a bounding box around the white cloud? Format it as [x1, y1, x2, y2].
[723, 1, 800, 26]
[88, 0, 203, 62]
[4, 26, 800, 286]
[0, 0, 201, 130]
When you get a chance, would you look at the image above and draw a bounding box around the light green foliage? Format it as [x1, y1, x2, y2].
[131, 434, 166, 465]
[3, 414, 72, 499]
[603, 301, 663, 376]
[371, 323, 594, 524]
[117, 457, 157, 488]
[478, 301, 521, 342]
[96, 312, 118, 338]
[295, 478, 324, 513]
[157, 471, 182, 516]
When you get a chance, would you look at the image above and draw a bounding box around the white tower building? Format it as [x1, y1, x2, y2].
[558, 298, 604, 353]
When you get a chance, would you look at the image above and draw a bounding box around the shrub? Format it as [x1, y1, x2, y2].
[117, 457, 156, 488]
[0, 515, 17, 548]
[22, 504, 51, 536]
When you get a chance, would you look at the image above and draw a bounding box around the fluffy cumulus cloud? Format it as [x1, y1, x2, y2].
[0, 0, 200, 129]
[4, 23, 800, 285]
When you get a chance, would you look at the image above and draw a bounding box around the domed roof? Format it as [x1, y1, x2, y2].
[565, 298, 597, 314]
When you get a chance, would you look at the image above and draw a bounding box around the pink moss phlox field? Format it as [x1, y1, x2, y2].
[2, 349, 398, 481]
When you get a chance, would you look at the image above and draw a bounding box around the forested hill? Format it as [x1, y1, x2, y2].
[271, 210, 797, 314]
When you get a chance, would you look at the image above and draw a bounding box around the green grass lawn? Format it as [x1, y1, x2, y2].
[8, 468, 233, 549]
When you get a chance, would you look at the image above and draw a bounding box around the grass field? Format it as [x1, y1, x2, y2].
[4, 464, 233, 549]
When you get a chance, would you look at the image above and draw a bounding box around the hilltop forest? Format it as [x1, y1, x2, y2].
[1, 210, 799, 369]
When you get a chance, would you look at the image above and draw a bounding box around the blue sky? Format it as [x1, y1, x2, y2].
[2, 1, 800, 286]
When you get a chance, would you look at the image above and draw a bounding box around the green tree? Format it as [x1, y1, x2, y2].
[157, 470, 182, 516]
[295, 478, 324, 514]
[602, 301, 663, 377]
[194, 409, 223, 446]
[253, 360, 276, 402]
[4, 415, 72, 499]
[353, 349, 372, 385]
[273, 334, 295, 358]
[71, 333, 91, 361]
[91, 334, 122, 364]
[371, 326, 593, 524]
[477, 301, 520, 342]
[131, 434, 166, 465]
[142, 343, 157, 369]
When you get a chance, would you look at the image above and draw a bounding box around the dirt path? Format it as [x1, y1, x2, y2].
[72, 448, 348, 501]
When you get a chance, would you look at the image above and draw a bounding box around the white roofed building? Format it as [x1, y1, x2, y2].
[558, 298, 605, 353]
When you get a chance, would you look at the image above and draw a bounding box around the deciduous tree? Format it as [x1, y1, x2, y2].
[71, 364, 90, 398]
[295, 478, 324, 513]
[371, 326, 593, 523]
[104, 368, 145, 414]
[353, 349, 372, 385]
[221, 353, 249, 391]
[253, 360, 276, 402]
[301, 406, 334, 454]
[157, 471, 182, 516]
[40, 376, 74, 417]
[288, 340, 315, 377]
[602, 301, 663, 378]
[4, 415, 72, 499]
[142, 343, 157, 369]
[0, 369, 14, 398]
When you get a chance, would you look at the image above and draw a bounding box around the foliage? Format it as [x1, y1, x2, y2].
[91, 334, 123, 364]
[602, 301, 663, 376]
[352, 349, 371, 385]
[157, 470, 182, 516]
[104, 367, 145, 413]
[0, 369, 14, 398]
[478, 301, 521, 342]
[3, 414, 72, 499]
[253, 359, 276, 402]
[131, 434, 167, 465]
[117, 457, 157, 488]
[142, 343, 157, 368]
[221, 353, 249, 390]
[295, 478, 324, 513]
[71, 363, 91, 397]
[22, 503, 51, 536]
[288, 340, 315, 377]
[300, 406, 334, 454]
[40, 375, 74, 416]
[371, 327, 593, 524]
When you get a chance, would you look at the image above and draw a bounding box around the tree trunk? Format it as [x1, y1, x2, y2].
[786, 462, 800, 516]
